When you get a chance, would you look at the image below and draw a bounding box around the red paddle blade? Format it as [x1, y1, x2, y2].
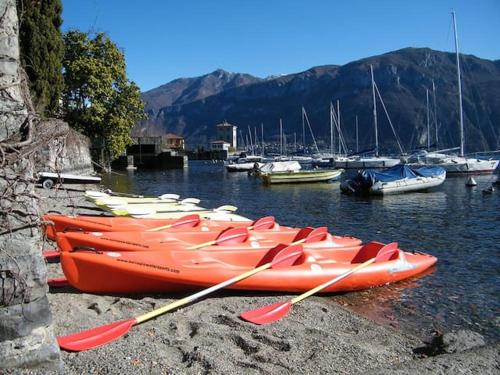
[240, 301, 292, 325]
[251, 216, 276, 230]
[292, 227, 314, 242]
[215, 227, 248, 245]
[375, 242, 399, 262]
[270, 244, 303, 268]
[43, 249, 60, 261]
[58, 319, 137, 352]
[172, 214, 201, 228]
[304, 226, 328, 243]
[47, 278, 70, 287]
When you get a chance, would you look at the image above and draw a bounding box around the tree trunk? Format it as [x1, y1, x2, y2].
[0, 0, 61, 369]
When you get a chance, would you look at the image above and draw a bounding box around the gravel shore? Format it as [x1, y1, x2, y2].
[33, 185, 499, 374]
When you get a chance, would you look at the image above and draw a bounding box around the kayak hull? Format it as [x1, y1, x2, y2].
[43, 214, 253, 240]
[60, 243, 437, 294]
[56, 230, 363, 253]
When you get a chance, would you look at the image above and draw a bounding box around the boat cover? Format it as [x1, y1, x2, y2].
[356, 164, 444, 189]
[259, 161, 301, 173]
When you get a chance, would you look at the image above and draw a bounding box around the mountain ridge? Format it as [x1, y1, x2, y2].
[136, 47, 500, 153]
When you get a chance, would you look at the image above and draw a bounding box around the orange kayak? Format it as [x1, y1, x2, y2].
[55, 227, 362, 253]
[43, 214, 272, 241]
[59, 242, 437, 294]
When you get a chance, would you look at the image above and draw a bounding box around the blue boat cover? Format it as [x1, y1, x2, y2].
[357, 164, 444, 188]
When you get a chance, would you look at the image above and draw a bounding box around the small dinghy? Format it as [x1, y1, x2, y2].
[262, 169, 343, 184]
[341, 164, 446, 195]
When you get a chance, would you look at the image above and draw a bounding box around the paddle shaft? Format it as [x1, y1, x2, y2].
[187, 227, 309, 251]
[290, 258, 375, 304]
[146, 223, 174, 232]
[115, 205, 237, 217]
[135, 262, 271, 324]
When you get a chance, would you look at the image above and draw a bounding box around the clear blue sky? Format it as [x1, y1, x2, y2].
[62, 0, 500, 91]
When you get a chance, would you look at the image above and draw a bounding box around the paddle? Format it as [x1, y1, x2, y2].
[113, 204, 238, 217]
[149, 215, 274, 233]
[247, 216, 275, 231]
[187, 227, 249, 250]
[186, 225, 327, 251]
[43, 249, 61, 261]
[240, 242, 399, 325]
[48, 277, 70, 287]
[57, 243, 304, 352]
[146, 214, 201, 232]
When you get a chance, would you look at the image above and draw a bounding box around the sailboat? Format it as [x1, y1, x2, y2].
[334, 65, 401, 169]
[409, 12, 499, 175]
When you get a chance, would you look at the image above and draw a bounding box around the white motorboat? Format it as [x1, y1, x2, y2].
[407, 151, 499, 175]
[341, 164, 446, 195]
[225, 155, 265, 172]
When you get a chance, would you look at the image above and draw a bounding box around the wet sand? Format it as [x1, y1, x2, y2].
[36, 185, 499, 374]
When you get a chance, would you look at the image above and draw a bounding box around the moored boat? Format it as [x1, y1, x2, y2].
[262, 169, 343, 184]
[59, 241, 437, 294]
[406, 151, 499, 175]
[225, 155, 266, 172]
[341, 164, 446, 195]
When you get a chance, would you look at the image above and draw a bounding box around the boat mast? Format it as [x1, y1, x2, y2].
[355, 115, 359, 153]
[452, 11, 464, 157]
[370, 64, 379, 157]
[426, 88, 430, 151]
[330, 102, 334, 157]
[279, 118, 283, 156]
[248, 126, 254, 155]
[261, 123, 264, 156]
[301, 106, 306, 152]
[433, 80, 438, 148]
[337, 100, 341, 154]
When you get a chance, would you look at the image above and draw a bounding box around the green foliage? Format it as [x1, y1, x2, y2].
[62, 31, 145, 159]
[17, 0, 64, 116]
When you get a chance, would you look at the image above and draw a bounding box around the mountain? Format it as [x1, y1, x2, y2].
[136, 48, 500, 153]
[139, 69, 262, 133]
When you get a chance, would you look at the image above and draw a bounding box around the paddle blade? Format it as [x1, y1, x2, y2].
[47, 278, 69, 287]
[158, 193, 180, 200]
[256, 243, 303, 268]
[251, 216, 276, 230]
[214, 205, 238, 213]
[171, 214, 201, 228]
[240, 301, 292, 325]
[304, 226, 328, 243]
[292, 227, 314, 242]
[58, 319, 136, 352]
[215, 227, 248, 245]
[43, 249, 60, 261]
[375, 242, 399, 262]
[181, 198, 201, 205]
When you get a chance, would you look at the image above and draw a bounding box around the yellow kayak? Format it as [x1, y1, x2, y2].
[111, 205, 249, 221]
[85, 190, 186, 205]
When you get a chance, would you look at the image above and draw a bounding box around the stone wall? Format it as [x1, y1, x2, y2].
[0, 0, 61, 370]
[35, 120, 94, 175]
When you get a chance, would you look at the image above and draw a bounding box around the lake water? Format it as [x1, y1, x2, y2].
[101, 161, 499, 342]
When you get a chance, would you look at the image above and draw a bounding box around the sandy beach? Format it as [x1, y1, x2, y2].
[33, 185, 499, 374]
